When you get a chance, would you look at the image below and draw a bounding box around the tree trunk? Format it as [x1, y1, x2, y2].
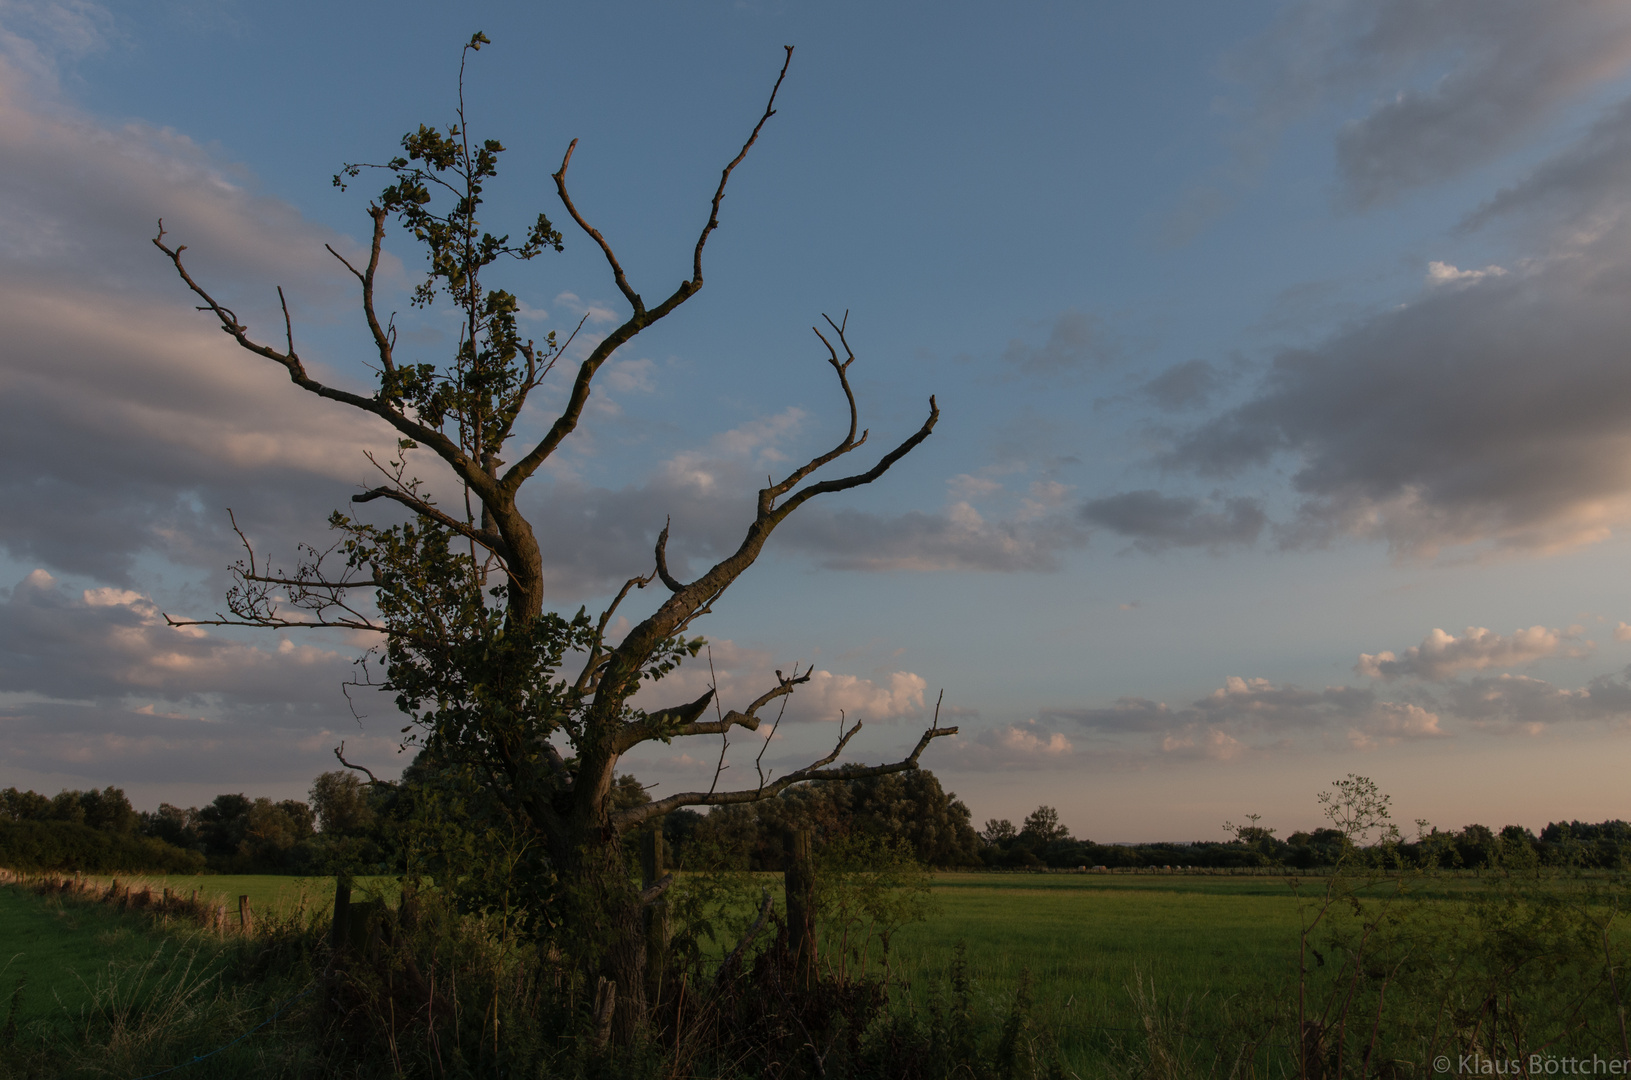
[556, 820, 648, 1045]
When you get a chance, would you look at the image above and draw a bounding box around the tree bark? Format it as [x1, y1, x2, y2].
[560, 828, 649, 1044]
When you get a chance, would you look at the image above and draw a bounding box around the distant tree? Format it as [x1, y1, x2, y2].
[47, 790, 86, 825]
[140, 803, 201, 850]
[0, 787, 139, 832]
[310, 770, 377, 835]
[1499, 824, 1536, 851]
[240, 797, 316, 867]
[1454, 823, 1499, 870]
[77, 787, 137, 834]
[0, 788, 51, 822]
[1540, 819, 1631, 868]
[197, 793, 253, 858]
[847, 770, 980, 866]
[1020, 805, 1071, 848]
[1285, 828, 1347, 868]
[981, 818, 1017, 845]
[611, 773, 653, 812]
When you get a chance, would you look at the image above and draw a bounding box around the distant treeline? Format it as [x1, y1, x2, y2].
[6, 773, 1627, 875]
[976, 806, 1631, 871]
[0, 769, 986, 875]
[0, 772, 391, 874]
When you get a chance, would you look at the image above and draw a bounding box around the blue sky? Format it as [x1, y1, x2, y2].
[6, 0, 1631, 840]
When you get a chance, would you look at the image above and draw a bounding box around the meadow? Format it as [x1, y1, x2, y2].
[3, 867, 1628, 1077]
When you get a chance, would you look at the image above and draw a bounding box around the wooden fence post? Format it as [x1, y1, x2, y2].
[330, 875, 352, 954]
[238, 895, 252, 935]
[783, 828, 816, 985]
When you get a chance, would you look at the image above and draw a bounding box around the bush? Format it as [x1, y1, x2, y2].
[0, 819, 204, 873]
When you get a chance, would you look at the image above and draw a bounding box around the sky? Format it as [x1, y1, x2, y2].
[5, 0, 1631, 841]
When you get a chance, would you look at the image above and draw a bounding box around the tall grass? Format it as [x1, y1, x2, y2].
[4, 864, 1629, 1078]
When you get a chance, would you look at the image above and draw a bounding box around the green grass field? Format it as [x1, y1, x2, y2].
[0, 885, 187, 1024]
[900, 872, 1307, 998]
[4, 868, 1626, 1077]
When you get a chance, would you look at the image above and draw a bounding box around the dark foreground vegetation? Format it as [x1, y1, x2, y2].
[2, 772, 1630, 1078]
[5, 838, 1631, 1078]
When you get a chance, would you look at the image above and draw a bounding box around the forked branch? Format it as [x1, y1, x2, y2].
[152, 222, 483, 492]
[610, 691, 958, 831]
[636, 320, 937, 609]
[505, 47, 795, 494]
[613, 665, 813, 753]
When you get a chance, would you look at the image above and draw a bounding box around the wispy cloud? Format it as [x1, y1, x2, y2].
[1080, 490, 1265, 554]
[1000, 309, 1114, 376]
[1045, 674, 1444, 760]
[1168, 0, 1631, 235]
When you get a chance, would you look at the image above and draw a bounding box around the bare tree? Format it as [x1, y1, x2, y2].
[152, 36, 954, 1037]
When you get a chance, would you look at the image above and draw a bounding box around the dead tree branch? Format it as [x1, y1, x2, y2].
[335, 741, 392, 785]
[611, 691, 958, 831]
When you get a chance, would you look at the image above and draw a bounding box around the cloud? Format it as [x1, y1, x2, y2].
[1000, 309, 1112, 376]
[1461, 93, 1631, 238]
[1357, 625, 1583, 681]
[1189, 677, 1442, 747]
[1079, 490, 1265, 553]
[948, 473, 1003, 500]
[0, 568, 358, 708]
[1439, 668, 1631, 730]
[511, 410, 1091, 598]
[1047, 674, 1444, 758]
[1160, 727, 1246, 761]
[940, 719, 1075, 771]
[1329, 1, 1631, 207]
[552, 290, 618, 326]
[0, 698, 406, 788]
[1041, 657, 1631, 762]
[1426, 261, 1506, 286]
[1138, 359, 1222, 412]
[0, 568, 393, 787]
[660, 408, 806, 495]
[781, 501, 1089, 572]
[0, 46, 402, 583]
[602, 357, 658, 395]
[1163, 209, 1631, 557]
[1616, 622, 1631, 643]
[1229, 0, 1631, 209]
[0, 1, 117, 92]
